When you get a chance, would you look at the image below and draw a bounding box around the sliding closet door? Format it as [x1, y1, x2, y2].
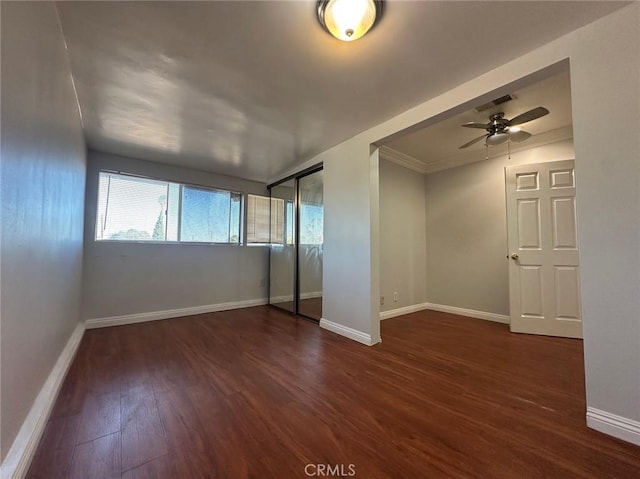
[269, 179, 296, 312]
[297, 170, 323, 320]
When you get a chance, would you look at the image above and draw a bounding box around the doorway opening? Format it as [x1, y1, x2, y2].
[376, 64, 581, 339]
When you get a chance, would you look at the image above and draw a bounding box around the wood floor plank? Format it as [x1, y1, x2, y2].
[84, 328, 124, 395]
[155, 387, 210, 454]
[49, 344, 92, 419]
[26, 306, 640, 478]
[68, 431, 121, 479]
[121, 455, 173, 479]
[121, 382, 168, 472]
[26, 414, 80, 479]
[76, 391, 121, 445]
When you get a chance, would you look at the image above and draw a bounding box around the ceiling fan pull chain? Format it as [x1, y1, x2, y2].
[485, 143, 489, 160]
[508, 139, 511, 160]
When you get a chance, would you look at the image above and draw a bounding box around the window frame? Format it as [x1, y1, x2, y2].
[95, 169, 244, 246]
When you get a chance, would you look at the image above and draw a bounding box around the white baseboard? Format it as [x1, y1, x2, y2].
[380, 302, 431, 320]
[85, 298, 268, 329]
[319, 318, 379, 346]
[1, 322, 85, 479]
[380, 301, 510, 324]
[587, 407, 640, 446]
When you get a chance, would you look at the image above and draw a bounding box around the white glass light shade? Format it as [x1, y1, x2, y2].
[486, 132, 510, 146]
[320, 0, 378, 42]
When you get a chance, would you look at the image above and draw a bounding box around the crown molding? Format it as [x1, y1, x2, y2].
[378, 145, 429, 174]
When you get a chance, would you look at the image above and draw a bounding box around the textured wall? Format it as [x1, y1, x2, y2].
[379, 159, 428, 313]
[1, 2, 86, 459]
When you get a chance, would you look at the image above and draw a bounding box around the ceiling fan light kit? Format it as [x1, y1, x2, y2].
[485, 131, 510, 146]
[317, 0, 383, 41]
[458, 106, 549, 150]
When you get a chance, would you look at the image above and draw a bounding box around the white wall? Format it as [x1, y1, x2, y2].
[82, 150, 269, 320]
[319, 141, 380, 343]
[425, 139, 575, 316]
[278, 3, 640, 438]
[379, 159, 427, 313]
[568, 6, 640, 431]
[1, 1, 86, 460]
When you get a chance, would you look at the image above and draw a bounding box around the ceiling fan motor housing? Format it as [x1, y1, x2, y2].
[489, 113, 509, 133]
[485, 113, 510, 145]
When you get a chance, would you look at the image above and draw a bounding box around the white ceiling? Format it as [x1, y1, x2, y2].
[57, 1, 627, 182]
[383, 69, 573, 173]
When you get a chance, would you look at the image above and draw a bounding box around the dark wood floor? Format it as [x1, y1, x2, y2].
[28, 306, 640, 478]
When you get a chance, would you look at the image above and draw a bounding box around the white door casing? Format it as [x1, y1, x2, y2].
[505, 159, 582, 338]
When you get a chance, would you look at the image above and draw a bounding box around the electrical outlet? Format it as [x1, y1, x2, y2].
[393, 292, 399, 302]
[380, 296, 384, 306]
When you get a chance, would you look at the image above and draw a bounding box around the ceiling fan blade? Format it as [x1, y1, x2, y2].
[509, 130, 532, 143]
[459, 134, 487, 149]
[508, 107, 549, 126]
[461, 122, 489, 129]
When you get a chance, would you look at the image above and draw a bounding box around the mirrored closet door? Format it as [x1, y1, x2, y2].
[268, 179, 296, 313]
[297, 170, 323, 320]
[268, 166, 323, 321]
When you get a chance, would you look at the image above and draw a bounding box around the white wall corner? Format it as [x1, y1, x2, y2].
[586, 407, 640, 446]
[1, 322, 85, 479]
[319, 318, 378, 346]
[85, 298, 268, 329]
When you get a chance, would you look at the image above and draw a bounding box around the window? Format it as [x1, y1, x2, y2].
[96, 171, 241, 243]
[246, 194, 287, 244]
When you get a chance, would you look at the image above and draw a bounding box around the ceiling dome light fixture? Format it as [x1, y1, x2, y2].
[317, 0, 384, 42]
[485, 132, 510, 146]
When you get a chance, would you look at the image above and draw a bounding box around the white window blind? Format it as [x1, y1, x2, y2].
[246, 194, 285, 244]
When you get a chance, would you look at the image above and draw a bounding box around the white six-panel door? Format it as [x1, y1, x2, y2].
[505, 160, 582, 338]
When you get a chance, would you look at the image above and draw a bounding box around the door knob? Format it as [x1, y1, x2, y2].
[510, 253, 519, 260]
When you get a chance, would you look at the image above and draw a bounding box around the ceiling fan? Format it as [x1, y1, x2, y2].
[458, 107, 550, 149]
